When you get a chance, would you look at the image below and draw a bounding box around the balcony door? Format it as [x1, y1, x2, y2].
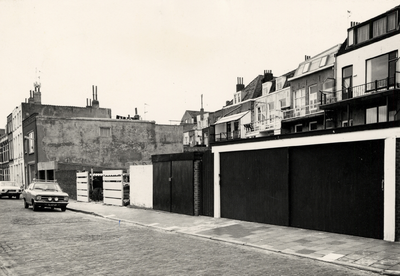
[342, 66, 353, 99]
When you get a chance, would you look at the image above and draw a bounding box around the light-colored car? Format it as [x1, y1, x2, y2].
[0, 181, 23, 199]
[22, 181, 69, 212]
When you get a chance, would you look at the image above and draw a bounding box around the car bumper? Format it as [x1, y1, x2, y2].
[33, 202, 68, 208]
[0, 192, 22, 197]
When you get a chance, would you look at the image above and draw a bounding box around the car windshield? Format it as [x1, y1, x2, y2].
[0, 181, 18, 187]
[33, 183, 62, 192]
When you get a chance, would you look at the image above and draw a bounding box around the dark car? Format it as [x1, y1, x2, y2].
[22, 181, 69, 211]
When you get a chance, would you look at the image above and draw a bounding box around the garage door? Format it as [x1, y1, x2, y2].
[289, 140, 384, 239]
[220, 148, 289, 226]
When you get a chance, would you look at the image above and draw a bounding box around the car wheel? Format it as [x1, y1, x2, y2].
[8, 195, 12, 199]
[61, 206, 66, 212]
[24, 199, 29, 209]
[32, 202, 38, 211]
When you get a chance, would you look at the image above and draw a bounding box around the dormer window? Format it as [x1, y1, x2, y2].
[303, 63, 310, 73]
[357, 24, 370, 43]
[348, 10, 398, 47]
[320, 56, 328, 67]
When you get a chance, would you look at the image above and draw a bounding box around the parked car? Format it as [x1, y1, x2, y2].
[22, 180, 69, 211]
[0, 181, 23, 199]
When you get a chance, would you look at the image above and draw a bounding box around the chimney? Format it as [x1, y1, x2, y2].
[92, 85, 99, 108]
[133, 107, 140, 120]
[305, 55, 311, 61]
[200, 94, 204, 120]
[33, 83, 42, 104]
[263, 70, 274, 82]
[236, 77, 245, 92]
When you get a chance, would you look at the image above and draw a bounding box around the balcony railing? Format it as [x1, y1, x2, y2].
[321, 77, 399, 105]
[282, 103, 322, 120]
[210, 130, 241, 142]
[244, 117, 280, 134]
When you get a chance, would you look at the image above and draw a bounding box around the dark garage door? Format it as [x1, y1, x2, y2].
[289, 140, 384, 239]
[220, 148, 290, 226]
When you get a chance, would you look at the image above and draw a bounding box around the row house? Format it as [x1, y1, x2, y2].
[0, 131, 9, 181]
[181, 110, 202, 147]
[281, 44, 340, 133]
[245, 70, 294, 137]
[212, 75, 266, 141]
[320, 6, 400, 127]
[238, 6, 400, 139]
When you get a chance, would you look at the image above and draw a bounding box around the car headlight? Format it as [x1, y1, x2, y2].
[64, 196, 69, 201]
[36, 195, 41, 201]
[48, 197, 52, 201]
[54, 197, 58, 202]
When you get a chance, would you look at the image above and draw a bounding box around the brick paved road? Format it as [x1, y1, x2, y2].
[0, 198, 378, 275]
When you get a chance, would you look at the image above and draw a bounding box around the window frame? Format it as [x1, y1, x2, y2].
[309, 121, 318, 131]
[28, 131, 34, 154]
[308, 84, 318, 110]
[100, 127, 112, 137]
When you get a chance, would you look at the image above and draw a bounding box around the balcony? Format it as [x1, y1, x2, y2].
[321, 77, 400, 105]
[211, 130, 241, 142]
[244, 117, 280, 135]
[282, 103, 322, 121]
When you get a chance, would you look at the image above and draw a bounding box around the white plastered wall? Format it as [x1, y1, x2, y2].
[130, 165, 153, 208]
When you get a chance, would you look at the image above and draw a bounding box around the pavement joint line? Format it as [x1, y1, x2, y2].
[66, 206, 400, 275]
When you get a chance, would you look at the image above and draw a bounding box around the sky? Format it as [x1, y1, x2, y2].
[0, 0, 399, 128]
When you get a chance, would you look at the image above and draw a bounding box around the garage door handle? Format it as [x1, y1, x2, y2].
[381, 179, 384, 191]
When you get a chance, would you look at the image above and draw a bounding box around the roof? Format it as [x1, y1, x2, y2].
[289, 44, 341, 81]
[241, 75, 264, 101]
[214, 111, 249, 125]
[185, 110, 202, 118]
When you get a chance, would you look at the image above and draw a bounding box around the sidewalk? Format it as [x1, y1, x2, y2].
[67, 200, 400, 275]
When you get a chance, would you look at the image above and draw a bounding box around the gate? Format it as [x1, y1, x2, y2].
[76, 171, 89, 202]
[152, 152, 202, 216]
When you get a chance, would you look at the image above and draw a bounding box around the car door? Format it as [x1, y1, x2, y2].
[25, 184, 34, 202]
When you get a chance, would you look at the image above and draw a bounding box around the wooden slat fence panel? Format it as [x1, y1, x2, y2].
[76, 171, 89, 202]
[103, 170, 123, 206]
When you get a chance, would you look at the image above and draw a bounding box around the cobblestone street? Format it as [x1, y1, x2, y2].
[0, 198, 378, 275]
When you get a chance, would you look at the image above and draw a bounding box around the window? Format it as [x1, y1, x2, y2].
[308, 85, 318, 110]
[295, 124, 302, 133]
[294, 89, 305, 117]
[309, 121, 318, 131]
[366, 51, 397, 90]
[366, 106, 387, 124]
[303, 63, 310, 73]
[28, 132, 34, 154]
[100, 127, 111, 137]
[342, 120, 353, 127]
[348, 29, 354, 46]
[357, 24, 370, 43]
[373, 17, 387, 38]
[388, 12, 397, 31]
[320, 56, 328, 67]
[279, 98, 286, 109]
[257, 105, 266, 122]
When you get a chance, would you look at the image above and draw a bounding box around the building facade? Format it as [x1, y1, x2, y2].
[8, 84, 111, 187]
